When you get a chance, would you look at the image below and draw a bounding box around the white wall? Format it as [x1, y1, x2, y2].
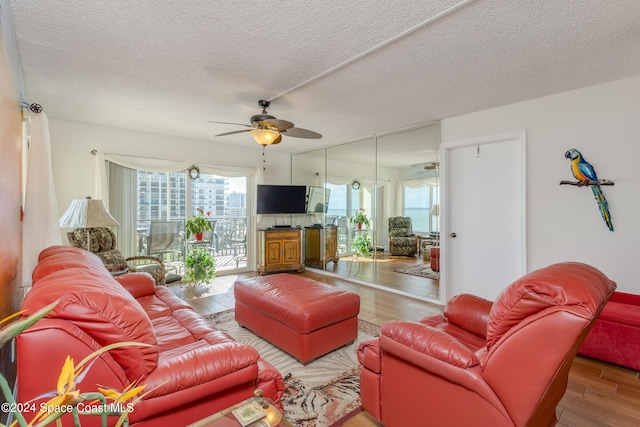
[441, 75, 640, 293]
[49, 118, 290, 221]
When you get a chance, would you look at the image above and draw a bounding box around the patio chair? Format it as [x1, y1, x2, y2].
[145, 220, 184, 260]
[66, 227, 172, 285]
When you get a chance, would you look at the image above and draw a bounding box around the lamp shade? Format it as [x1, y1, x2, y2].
[59, 197, 119, 228]
[250, 129, 281, 146]
[431, 204, 440, 217]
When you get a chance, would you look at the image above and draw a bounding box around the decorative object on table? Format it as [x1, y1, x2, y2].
[59, 196, 120, 250]
[350, 208, 369, 230]
[562, 149, 614, 231]
[352, 232, 372, 257]
[185, 207, 213, 240]
[184, 247, 216, 285]
[232, 399, 267, 426]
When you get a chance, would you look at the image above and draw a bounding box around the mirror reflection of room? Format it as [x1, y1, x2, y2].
[291, 122, 440, 304]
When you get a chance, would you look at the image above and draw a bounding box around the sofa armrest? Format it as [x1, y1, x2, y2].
[357, 338, 381, 373]
[142, 341, 260, 398]
[381, 321, 479, 368]
[445, 294, 493, 339]
[115, 272, 156, 298]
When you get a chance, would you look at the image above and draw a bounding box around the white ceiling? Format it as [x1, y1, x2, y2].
[9, 0, 640, 154]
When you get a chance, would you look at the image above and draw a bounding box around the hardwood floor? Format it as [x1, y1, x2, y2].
[326, 252, 440, 301]
[169, 271, 640, 427]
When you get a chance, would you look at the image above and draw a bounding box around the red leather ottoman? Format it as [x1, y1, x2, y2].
[234, 273, 360, 364]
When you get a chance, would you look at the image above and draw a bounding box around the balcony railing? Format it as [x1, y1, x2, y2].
[135, 216, 248, 271]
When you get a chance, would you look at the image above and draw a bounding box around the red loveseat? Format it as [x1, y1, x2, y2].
[579, 291, 640, 371]
[16, 245, 283, 427]
[357, 262, 615, 427]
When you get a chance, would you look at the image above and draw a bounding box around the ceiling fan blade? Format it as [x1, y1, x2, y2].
[282, 127, 323, 139]
[260, 118, 294, 131]
[208, 121, 253, 128]
[215, 129, 252, 137]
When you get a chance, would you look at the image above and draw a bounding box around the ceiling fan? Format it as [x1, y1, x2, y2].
[411, 161, 440, 170]
[210, 100, 322, 146]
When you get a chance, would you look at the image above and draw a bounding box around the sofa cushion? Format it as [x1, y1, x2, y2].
[32, 250, 106, 283]
[21, 268, 159, 381]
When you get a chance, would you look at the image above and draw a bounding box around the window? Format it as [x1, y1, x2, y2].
[404, 185, 440, 233]
[135, 170, 248, 272]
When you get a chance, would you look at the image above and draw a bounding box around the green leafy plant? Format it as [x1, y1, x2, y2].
[0, 301, 152, 427]
[352, 233, 372, 257]
[185, 208, 213, 239]
[350, 209, 370, 229]
[184, 247, 216, 285]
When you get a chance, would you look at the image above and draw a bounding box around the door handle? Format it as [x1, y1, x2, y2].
[450, 232, 457, 238]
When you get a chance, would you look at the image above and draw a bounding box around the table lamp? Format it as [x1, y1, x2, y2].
[59, 196, 119, 250]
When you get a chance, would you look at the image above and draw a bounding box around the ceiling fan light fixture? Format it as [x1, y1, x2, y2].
[250, 129, 281, 146]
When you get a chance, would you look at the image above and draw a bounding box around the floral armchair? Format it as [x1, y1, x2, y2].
[388, 216, 416, 256]
[67, 227, 168, 285]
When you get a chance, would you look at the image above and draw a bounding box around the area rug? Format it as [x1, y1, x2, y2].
[394, 263, 440, 279]
[205, 309, 380, 427]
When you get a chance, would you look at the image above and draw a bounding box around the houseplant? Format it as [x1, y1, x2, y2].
[352, 232, 372, 257]
[184, 247, 216, 285]
[350, 209, 370, 230]
[185, 208, 213, 240]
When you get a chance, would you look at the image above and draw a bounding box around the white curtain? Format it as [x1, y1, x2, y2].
[94, 152, 261, 256]
[107, 162, 137, 257]
[21, 111, 61, 286]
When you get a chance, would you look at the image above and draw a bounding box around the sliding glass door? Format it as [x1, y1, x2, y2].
[109, 161, 250, 275]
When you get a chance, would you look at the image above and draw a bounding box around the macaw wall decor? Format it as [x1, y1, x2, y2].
[561, 149, 614, 231]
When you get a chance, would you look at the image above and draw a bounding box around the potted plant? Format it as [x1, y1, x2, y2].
[350, 208, 370, 230]
[184, 247, 216, 285]
[352, 232, 372, 257]
[185, 207, 213, 241]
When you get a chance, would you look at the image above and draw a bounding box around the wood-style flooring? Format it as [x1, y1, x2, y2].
[169, 270, 640, 427]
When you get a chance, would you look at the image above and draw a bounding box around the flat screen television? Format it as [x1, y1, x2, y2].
[256, 185, 307, 215]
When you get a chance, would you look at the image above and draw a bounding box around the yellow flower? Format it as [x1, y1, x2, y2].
[98, 382, 146, 404]
[29, 356, 82, 426]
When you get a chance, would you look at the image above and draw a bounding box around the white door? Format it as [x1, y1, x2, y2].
[440, 131, 527, 302]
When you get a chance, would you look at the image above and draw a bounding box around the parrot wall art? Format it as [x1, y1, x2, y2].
[563, 149, 614, 232]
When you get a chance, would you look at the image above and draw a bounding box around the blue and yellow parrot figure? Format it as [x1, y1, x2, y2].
[565, 149, 613, 231]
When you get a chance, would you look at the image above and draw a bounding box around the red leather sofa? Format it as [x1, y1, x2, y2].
[16, 245, 283, 427]
[579, 291, 640, 371]
[358, 262, 615, 427]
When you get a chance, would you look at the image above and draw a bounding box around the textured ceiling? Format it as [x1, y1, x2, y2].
[9, 0, 640, 155]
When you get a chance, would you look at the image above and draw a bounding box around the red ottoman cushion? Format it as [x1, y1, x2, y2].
[234, 273, 360, 364]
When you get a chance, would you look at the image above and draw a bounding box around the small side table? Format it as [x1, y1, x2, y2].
[415, 235, 435, 257]
[187, 391, 291, 427]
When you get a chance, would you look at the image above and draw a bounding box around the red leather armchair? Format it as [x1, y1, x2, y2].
[358, 262, 615, 427]
[17, 245, 283, 427]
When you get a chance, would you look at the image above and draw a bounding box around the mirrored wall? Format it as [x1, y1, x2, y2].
[292, 122, 441, 303]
